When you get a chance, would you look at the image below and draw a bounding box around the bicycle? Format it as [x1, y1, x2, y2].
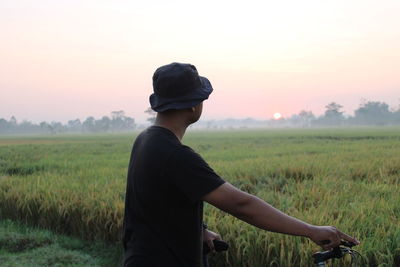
[313, 241, 365, 267]
[203, 240, 365, 267]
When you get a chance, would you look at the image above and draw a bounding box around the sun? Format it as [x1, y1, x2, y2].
[273, 112, 282, 120]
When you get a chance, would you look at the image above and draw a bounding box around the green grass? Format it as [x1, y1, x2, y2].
[0, 219, 122, 267]
[0, 127, 399, 266]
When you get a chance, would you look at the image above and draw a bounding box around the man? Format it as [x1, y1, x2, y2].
[122, 62, 359, 267]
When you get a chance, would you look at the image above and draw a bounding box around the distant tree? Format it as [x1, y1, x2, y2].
[68, 119, 82, 131]
[95, 116, 111, 132]
[324, 102, 344, 117]
[19, 120, 37, 133]
[109, 110, 136, 131]
[354, 101, 391, 125]
[111, 110, 125, 120]
[123, 117, 136, 130]
[321, 102, 345, 125]
[110, 110, 125, 130]
[145, 107, 156, 124]
[393, 99, 400, 123]
[298, 110, 315, 127]
[83, 117, 96, 132]
[394, 109, 400, 124]
[50, 121, 64, 134]
[0, 118, 10, 133]
[9, 116, 17, 127]
[39, 121, 56, 134]
[40, 121, 48, 132]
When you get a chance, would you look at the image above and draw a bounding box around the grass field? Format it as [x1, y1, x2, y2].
[0, 128, 399, 266]
[0, 219, 121, 267]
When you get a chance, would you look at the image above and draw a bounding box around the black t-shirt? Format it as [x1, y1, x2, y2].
[122, 126, 225, 267]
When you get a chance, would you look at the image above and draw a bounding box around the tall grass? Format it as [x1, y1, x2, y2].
[0, 128, 399, 266]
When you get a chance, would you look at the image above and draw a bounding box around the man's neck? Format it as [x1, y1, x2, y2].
[154, 116, 188, 141]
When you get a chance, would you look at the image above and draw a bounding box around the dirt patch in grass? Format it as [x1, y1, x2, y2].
[2, 165, 45, 176]
[0, 234, 53, 253]
[271, 167, 315, 182]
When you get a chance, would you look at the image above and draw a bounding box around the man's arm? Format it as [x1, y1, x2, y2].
[203, 182, 359, 251]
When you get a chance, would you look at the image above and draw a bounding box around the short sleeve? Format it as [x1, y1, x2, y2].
[166, 146, 225, 202]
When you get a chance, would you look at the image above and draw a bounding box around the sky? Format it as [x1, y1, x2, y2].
[1, 0, 399, 124]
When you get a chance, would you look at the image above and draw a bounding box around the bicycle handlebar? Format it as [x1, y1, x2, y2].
[203, 240, 229, 255]
[312, 241, 359, 266]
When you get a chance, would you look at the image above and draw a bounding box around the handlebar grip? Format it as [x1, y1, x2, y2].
[341, 241, 356, 247]
[203, 240, 229, 255]
[313, 247, 343, 263]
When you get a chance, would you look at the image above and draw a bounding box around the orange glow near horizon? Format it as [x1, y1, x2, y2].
[1, 0, 399, 123]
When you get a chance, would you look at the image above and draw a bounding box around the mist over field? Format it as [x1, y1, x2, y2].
[1, 100, 400, 135]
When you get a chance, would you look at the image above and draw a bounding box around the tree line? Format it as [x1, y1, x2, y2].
[0, 110, 136, 134]
[280, 100, 400, 127]
[191, 100, 400, 129]
[1, 100, 400, 134]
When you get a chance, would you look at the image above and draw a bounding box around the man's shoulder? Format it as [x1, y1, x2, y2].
[135, 126, 179, 146]
[170, 145, 206, 166]
[131, 127, 181, 163]
[171, 144, 193, 155]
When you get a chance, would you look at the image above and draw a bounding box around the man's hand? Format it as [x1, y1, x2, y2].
[203, 229, 222, 253]
[307, 225, 360, 251]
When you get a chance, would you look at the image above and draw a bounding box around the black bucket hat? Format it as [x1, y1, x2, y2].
[149, 62, 213, 112]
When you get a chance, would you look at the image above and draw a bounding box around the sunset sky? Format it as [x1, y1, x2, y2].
[1, 0, 399, 123]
